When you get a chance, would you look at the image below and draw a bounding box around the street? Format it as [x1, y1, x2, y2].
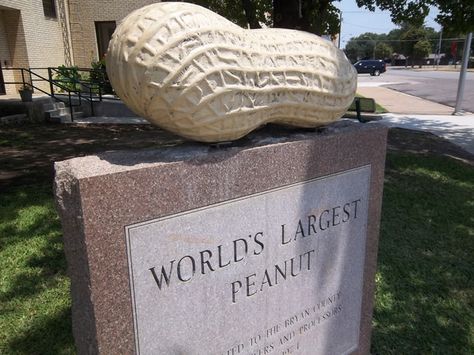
[357, 68, 474, 113]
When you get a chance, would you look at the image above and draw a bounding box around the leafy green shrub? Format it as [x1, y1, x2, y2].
[90, 58, 113, 95]
[53, 65, 83, 92]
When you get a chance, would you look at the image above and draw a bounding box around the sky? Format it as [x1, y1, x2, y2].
[335, 0, 441, 48]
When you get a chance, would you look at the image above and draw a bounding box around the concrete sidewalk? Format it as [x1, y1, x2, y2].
[377, 113, 474, 155]
[357, 86, 455, 115]
[356, 84, 474, 155]
[73, 116, 149, 124]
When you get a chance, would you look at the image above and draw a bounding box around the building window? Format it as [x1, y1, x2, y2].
[42, 0, 57, 18]
[95, 21, 116, 60]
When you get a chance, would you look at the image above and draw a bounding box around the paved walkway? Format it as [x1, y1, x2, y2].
[377, 113, 474, 155]
[357, 86, 455, 115]
[74, 116, 149, 124]
[357, 82, 474, 155]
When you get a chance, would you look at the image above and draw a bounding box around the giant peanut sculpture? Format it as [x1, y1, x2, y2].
[106, 2, 357, 142]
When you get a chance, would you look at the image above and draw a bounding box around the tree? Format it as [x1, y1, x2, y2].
[401, 26, 430, 67]
[413, 40, 432, 67]
[186, 0, 342, 36]
[432, 1, 474, 33]
[386, 28, 404, 54]
[344, 25, 441, 65]
[375, 42, 393, 59]
[343, 32, 387, 62]
[186, 0, 473, 38]
[344, 40, 369, 62]
[186, 0, 270, 29]
[344, 41, 362, 62]
[273, 0, 341, 36]
[355, 0, 474, 33]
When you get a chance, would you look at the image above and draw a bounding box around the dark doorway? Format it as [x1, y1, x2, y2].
[95, 21, 116, 60]
[0, 62, 5, 95]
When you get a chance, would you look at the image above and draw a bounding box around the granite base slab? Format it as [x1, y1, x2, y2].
[54, 121, 388, 354]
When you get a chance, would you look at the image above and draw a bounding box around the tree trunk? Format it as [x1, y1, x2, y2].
[273, 0, 330, 36]
[311, 0, 330, 36]
[241, 0, 260, 29]
[273, 0, 302, 29]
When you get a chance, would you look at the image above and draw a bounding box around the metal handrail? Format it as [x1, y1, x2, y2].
[47, 66, 120, 115]
[47, 67, 85, 115]
[2, 67, 81, 118]
[2, 66, 120, 120]
[48, 68, 96, 116]
[23, 66, 117, 98]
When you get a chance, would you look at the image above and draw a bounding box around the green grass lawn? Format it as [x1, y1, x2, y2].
[1, 152, 473, 354]
[371, 153, 474, 354]
[354, 93, 388, 114]
[0, 184, 74, 355]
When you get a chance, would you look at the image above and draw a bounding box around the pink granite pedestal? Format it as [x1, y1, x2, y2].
[55, 121, 388, 355]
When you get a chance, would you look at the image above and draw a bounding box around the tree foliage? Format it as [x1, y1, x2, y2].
[344, 32, 388, 62]
[185, 0, 271, 28]
[183, 0, 473, 37]
[385, 28, 404, 54]
[375, 42, 393, 59]
[344, 25, 438, 63]
[273, 0, 341, 36]
[413, 40, 432, 59]
[355, 0, 474, 33]
[184, 0, 342, 36]
[435, 0, 474, 33]
[401, 26, 430, 60]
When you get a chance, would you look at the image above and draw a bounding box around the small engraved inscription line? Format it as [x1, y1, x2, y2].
[224, 291, 345, 355]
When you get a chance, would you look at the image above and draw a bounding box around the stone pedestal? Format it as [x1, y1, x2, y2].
[54, 122, 387, 354]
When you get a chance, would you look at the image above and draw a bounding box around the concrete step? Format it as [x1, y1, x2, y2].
[72, 111, 84, 119]
[44, 107, 68, 115]
[49, 111, 83, 123]
[44, 104, 84, 123]
[45, 111, 62, 122]
[60, 114, 72, 123]
[49, 112, 68, 118]
[43, 101, 70, 123]
[49, 113, 72, 123]
[42, 99, 103, 123]
[47, 116, 62, 124]
[45, 106, 80, 114]
[43, 101, 65, 111]
[59, 107, 69, 115]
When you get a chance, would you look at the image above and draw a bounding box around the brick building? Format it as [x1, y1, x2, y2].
[0, 0, 157, 95]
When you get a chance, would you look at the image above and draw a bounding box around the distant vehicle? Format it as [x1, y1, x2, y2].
[353, 60, 386, 76]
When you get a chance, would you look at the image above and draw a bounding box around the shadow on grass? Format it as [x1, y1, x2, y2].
[0, 238, 67, 303]
[372, 153, 474, 354]
[0, 123, 182, 191]
[0, 184, 60, 246]
[6, 307, 74, 355]
[0, 183, 74, 354]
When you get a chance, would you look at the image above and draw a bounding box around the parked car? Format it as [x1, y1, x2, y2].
[353, 60, 386, 76]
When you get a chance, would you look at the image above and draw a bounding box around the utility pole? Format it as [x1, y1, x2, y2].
[436, 28, 443, 70]
[338, 11, 342, 49]
[454, 32, 472, 115]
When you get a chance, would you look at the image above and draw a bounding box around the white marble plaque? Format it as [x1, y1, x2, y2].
[125, 166, 371, 355]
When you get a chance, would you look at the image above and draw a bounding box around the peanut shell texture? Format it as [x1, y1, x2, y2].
[106, 2, 357, 142]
